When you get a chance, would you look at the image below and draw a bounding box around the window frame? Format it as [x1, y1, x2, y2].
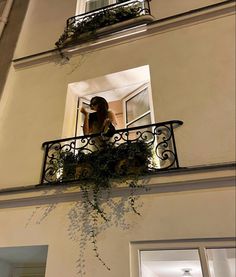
[122, 83, 155, 129]
[62, 65, 153, 139]
[76, 0, 117, 15]
[75, 97, 90, 137]
[12, 263, 46, 277]
[130, 237, 236, 277]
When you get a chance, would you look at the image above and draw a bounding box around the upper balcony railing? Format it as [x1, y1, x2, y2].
[41, 120, 183, 185]
[55, 0, 154, 49]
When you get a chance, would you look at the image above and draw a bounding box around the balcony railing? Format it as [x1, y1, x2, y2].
[41, 120, 183, 184]
[55, 0, 154, 49]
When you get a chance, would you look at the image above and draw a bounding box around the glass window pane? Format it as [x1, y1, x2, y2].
[85, 0, 110, 12]
[0, 245, 48, 277]
[126, 88, 149, 123]
[127, 113, 151, 128]
[140, 249, 203, 277]
[206, 248, 236, 277]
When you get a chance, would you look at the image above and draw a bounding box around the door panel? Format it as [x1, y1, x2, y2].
[123, 84, 152, 129]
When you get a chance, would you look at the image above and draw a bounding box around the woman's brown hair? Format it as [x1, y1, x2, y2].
[89, 96, 109, 128]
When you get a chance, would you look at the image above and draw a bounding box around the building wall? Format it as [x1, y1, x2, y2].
[0, 183, 235, 277]
[0, 0, 30, 99]
[152, 0, 228, 19]
[0, 0, 7, 14]
[13, 0, 77, 58]
[0, 2, 235, 188]
[13, 0, 227, 58]
[0, 1, 235, 277]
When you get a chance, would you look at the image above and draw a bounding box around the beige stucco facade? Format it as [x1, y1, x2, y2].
[0, 1, 235, 276]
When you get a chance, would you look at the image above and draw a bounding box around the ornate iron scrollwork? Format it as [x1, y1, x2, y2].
[41, 120, 183, 184]
[55, 0, 153, 49]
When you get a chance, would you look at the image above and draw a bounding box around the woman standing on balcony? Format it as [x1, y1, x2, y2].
[80, 96, 117, 136]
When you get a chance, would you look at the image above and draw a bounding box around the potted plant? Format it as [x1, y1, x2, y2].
[114, 140, 152, 175]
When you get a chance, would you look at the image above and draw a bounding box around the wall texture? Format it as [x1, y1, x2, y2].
[0, 2, 235, 277]
[0, 184, 235, 277]
[0, 0, 29, 99]
[0, 7, 235, 187]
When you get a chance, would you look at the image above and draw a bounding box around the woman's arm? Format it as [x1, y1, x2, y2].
[102, 110, 117, 133]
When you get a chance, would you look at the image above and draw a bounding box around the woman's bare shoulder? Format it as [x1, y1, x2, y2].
[108, 110, 117, 125]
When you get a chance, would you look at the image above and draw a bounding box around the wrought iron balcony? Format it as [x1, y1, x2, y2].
[41, 120, 183, 184]
[55, 0, 154, 49]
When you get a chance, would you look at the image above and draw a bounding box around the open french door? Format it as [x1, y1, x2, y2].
[75, 97, 90, 137]
[123, 83, 154, 129]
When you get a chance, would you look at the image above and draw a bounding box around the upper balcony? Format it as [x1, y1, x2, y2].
[55, 0, 154, 49]
[41, 120, 183, 185]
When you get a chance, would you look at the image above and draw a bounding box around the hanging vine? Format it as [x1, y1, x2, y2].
[27, 142, 151, 275]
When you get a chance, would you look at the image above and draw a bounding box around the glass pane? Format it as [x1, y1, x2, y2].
[116, 0, 129, 4]
[127, 113, 151, 128]
[206, 248, 236, 277]
[85, 0, 110, 12]
[140, 249, 203, 277]
[126, 88, 149, 123]
[76, 100, 90, 136]
[0, 245, 48, 277]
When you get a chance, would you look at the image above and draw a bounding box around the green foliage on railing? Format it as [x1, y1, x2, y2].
[61, 140, 152, 184]
[55, 2, 144, 48]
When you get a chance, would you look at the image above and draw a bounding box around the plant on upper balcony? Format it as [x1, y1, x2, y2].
[55, 2, 145, 49]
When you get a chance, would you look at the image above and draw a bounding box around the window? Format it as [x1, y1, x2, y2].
[85, 0, 110, 12]
[63, 65, 154, 138]
[75, 97, 90, 136]
[206, 248, 236, 277]
[140, 249, 203, 277]
[76, 0, 114, 14]
[76, 0, 129, 14]
[0, 245, 48, 277]
[130, 238, 236, 277]
[73, 83, 153, 137]
[124, 85, 151, 129]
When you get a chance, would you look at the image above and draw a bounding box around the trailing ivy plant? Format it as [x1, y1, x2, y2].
[27, 141, 152, 276]
[61, 141, 151, 215]
[59, 141, 152, 272]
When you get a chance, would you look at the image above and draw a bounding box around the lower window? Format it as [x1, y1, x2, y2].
[0, 245, 48, 277]
[206, 248, 235, 277]
[141, 249, 203, 277]
[130, 238, 236, 277]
